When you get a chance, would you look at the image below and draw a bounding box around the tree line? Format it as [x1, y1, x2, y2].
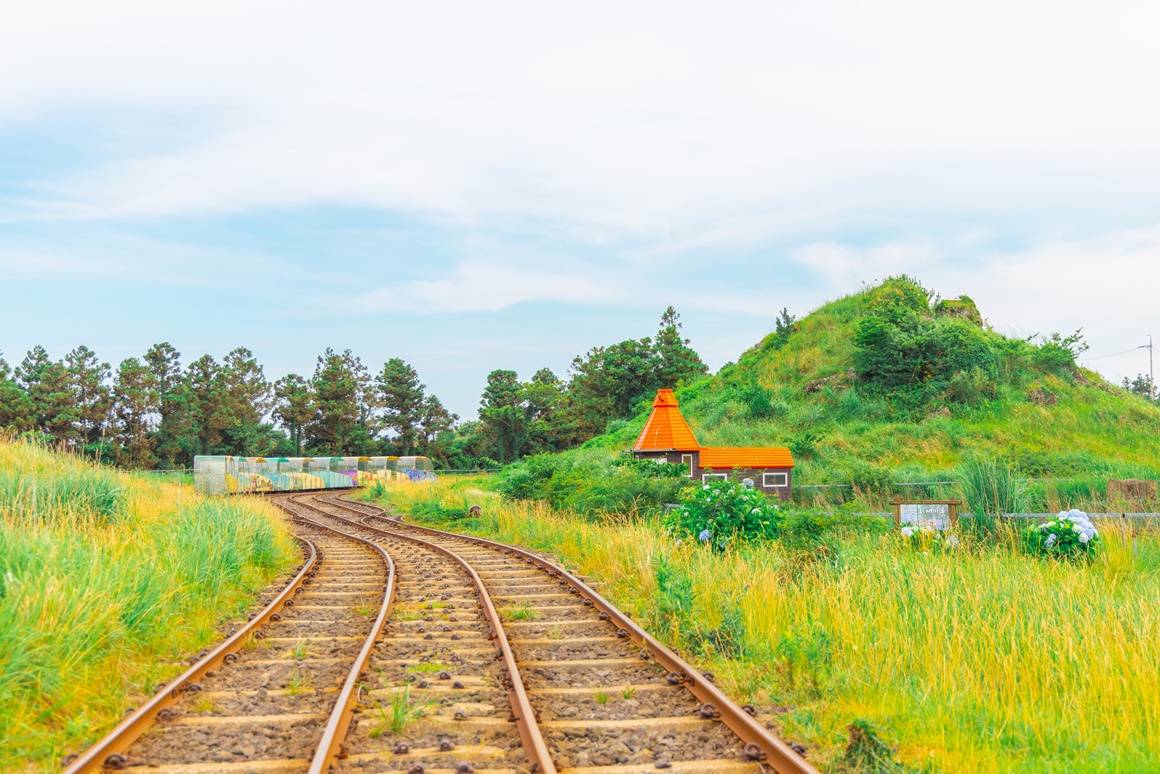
[0, 308, 708, 469]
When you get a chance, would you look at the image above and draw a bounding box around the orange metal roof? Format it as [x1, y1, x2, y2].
[633, 389, 700, 451]
[699, 446, 795, 469]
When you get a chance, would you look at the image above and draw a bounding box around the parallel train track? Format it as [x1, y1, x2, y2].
[63, 492, 816, 774]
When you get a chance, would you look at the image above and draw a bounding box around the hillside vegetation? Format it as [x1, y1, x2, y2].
[0, 438, 297, 771]
[534, 277, 1160, 512]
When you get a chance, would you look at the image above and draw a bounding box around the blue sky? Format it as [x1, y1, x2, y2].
[2, 1, 1158, 419]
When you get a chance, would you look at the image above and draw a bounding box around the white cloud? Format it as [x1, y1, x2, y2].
[345, 262, 622, 314]
[3, 1, 1160, 246]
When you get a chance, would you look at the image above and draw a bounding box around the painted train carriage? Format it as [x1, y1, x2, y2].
[193, 455, 437, 495]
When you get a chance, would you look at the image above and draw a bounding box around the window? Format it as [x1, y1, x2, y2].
[762, 472, 788, 488]
[681, 454, 694, 476]
[702, 472, 728, 482]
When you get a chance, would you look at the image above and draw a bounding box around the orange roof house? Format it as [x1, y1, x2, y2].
[633, 389, 795, 499]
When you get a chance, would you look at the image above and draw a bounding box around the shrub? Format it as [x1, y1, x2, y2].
[664, 478, 783, 547]
[788, 428, 823, 460]
[1023, 509, 1100, 559]
[494, 450, 689, 518]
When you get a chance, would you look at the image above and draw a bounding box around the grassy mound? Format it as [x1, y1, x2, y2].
[371, 479, 1160, 773]
[0, 438, 298, 771]
[561, 277, 1160, 511]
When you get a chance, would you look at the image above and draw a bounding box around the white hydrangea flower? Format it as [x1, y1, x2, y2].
[901, 526, 914, 538]
[1045, 533, 1057, 547]
[1079, 533, 1092, 544]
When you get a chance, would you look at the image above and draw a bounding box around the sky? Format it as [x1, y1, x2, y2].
[2, 1, 1158, 420]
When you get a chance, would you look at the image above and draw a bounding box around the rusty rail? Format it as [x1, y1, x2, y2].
[275, 496, 398, 774]
[291, 495, 558, 774]
[342, 494, 819, 774]
[61, 538, 320, 774]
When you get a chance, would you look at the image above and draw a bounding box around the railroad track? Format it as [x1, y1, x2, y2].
[63, 492, 816, 774]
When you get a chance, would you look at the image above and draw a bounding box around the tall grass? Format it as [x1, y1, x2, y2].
[956, 456, 1030, 532]
[374, 479, 1160, 773]
[0, 438, 297, 771]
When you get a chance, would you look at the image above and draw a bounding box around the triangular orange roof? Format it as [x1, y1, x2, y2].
[633, 389, 700, 451]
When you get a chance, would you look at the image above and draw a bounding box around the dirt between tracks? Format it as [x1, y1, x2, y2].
[545, 723, 745, 769]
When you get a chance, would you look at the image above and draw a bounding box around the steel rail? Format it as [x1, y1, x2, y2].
[292, 494, 558, 774]
[342, 495, 820, 774]
[274, 495, 397, 774]
[61, 537, 320, 774]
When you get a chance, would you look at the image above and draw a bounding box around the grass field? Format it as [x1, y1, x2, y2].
[0, 438, 298, 771]
[367, 478, 1160, 773]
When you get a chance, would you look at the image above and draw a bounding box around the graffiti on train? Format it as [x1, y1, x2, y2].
[193, 455, 436, 495]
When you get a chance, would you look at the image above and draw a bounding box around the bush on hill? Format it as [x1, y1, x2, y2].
[494, 449, 690, 517]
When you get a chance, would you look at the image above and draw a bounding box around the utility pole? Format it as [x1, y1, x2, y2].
[1142, 336, 1155, 404]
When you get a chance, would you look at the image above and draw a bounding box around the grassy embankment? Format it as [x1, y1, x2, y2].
[0, 438, 298, 771]
[569, 281, 1160, 512]
[366, 478, 1160, 773]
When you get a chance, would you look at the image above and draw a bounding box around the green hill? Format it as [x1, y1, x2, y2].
[569, 276, 1160, 509]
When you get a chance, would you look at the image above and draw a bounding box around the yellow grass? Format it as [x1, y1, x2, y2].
[375, 479, 1160, 772]
[0, 439, 297, 771]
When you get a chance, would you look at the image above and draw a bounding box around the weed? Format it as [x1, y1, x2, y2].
[192, 696, 216, 714]
[621, 686, 636, 700]
[370, 684, 430, 737]
[288, 639, 316, 660]
[285, 668, 312, 696]
[592, 688, 609, 704]
[547, 624, 565, 639]
[839, 719, 920, 773]
[406, 662, 447, 674]
[501, 602, 538, 621]
[355, 605, 377, 617]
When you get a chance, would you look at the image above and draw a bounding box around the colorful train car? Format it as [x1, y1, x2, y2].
[193, 455, 437, 495]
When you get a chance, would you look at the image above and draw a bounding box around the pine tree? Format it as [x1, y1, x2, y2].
[418, 394, 457, 458]
[65, 345, 112, 447]
[0, 352, 33, 431]
[186, 355, 232, 455]
[479, 369, 525, 464]
[112, 358, 159, 467]
[144, 343, 194, 467]
[653, 306, 708, 390]
[307, 348, 364, 455]
[220, 347, 273, 455]
[18, 347, 75, 441]
[376, 358, 425, 455]
[273, 374, 315, 455]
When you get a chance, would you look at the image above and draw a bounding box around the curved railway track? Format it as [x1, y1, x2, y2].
[63, 492, 816, 774]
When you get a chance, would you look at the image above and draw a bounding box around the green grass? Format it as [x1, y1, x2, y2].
[373, 478, 1160, 773]
[370, 684, 430, 737]
[500, 602, 538, 621]
[0, 437, 298, 771]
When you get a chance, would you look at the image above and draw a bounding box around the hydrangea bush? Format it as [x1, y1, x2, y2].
[664, 478, 784, 548]
[1023, 509, 1100, 558]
